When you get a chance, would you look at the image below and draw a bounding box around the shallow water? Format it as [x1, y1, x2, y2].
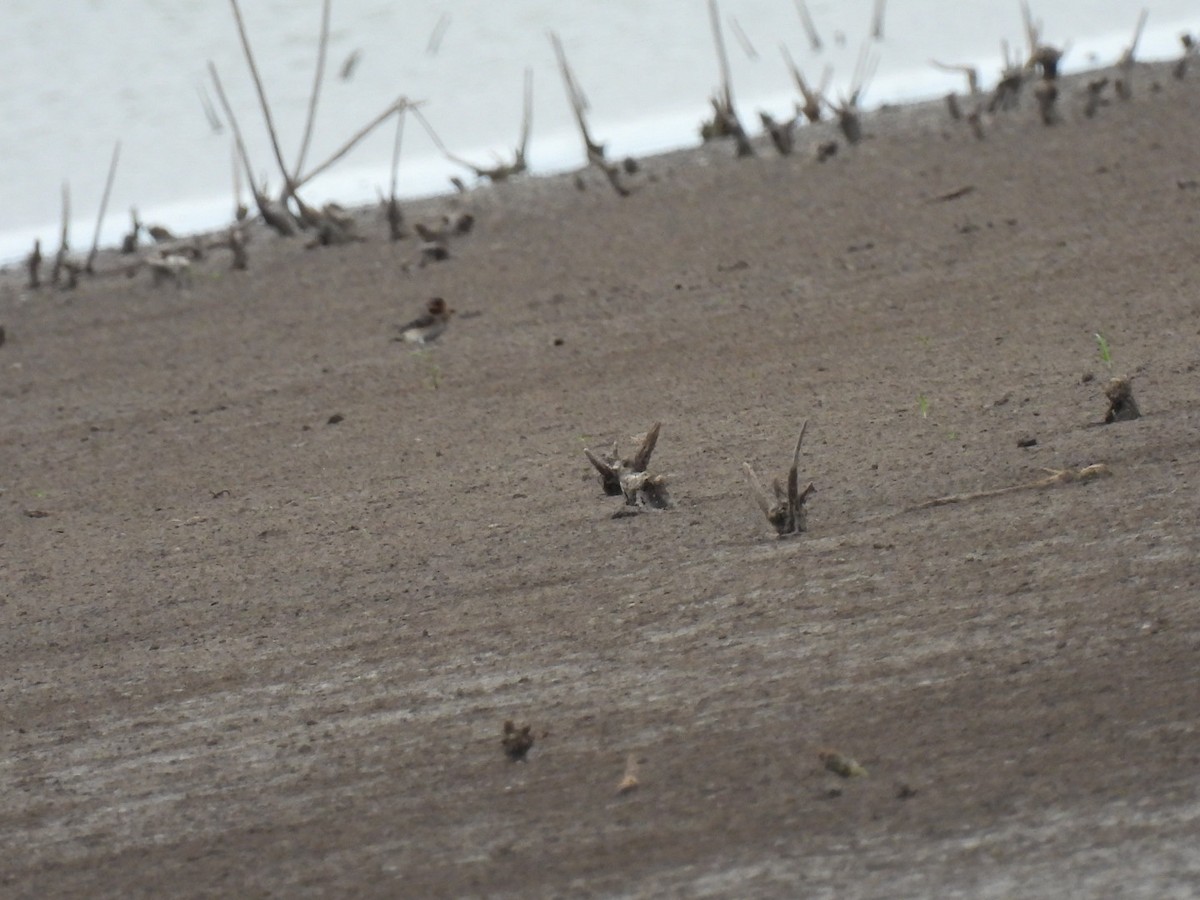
[2, 0, 1195, 262]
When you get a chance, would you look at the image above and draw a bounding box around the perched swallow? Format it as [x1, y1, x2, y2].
[395, 297, 454, 344]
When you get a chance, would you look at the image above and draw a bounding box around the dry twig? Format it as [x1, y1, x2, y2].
[549, 31, 629, 195]
[86, 141, 121, 273]
[51, 182, 70, 286]
[913, 464, 1111, 510]
[793, 0, 822, 51]
[701, 0, 754, 157]
[584, 422, 671, 510]
[744, 421, 814, 536]
[782, 46, 831, 123]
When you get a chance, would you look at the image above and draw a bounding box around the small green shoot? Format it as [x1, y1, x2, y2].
[1094, 332, 1113, 370]
[917, 395, 930, 418]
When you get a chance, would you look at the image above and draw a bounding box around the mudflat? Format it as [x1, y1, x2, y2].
[3, 63, 1199, 897]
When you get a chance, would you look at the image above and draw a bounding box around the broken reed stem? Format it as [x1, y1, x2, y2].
[231, 139, 247, 220]
[227, 0, 295, 195]
[517, 66, 534, 162]
[293, 0, 332, 181]
[388, 107, 406, 202]
[548, 31, 628, 195]
[1119, 8, 1149, 68]
[708, 0, 735, 113]
[548, 32, 599, 155]
[208, 62, 255, 182]
[294, 96, 412, 190]
[208, 61, 295, 234]
[86, 141, 122, 274]
[52, 181, 71, 285]
[793, 0, 822, 51]
[707, 0, 754, 156]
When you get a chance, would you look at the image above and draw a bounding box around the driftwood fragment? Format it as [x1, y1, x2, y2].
[584, 422, 671, 510]
[744, 421, 815, 536]
[913, 464, 1111, 510]
[1103, 376, 1140, 423]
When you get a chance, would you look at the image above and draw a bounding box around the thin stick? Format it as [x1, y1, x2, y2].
[209, 61, 295, 234]
[1119, 9, 1149, 68]
[709, 0, 735, 112]
[227, 0, 293, 190]
[232, 139, 246, 219]
[86, 141, 121, 273]
[548, 31, 628, 195]
[208, 62, 261, 196]
[294, 96, 412, 189]
[52, 181, 71, 285]
[293, 0, 332, 181]
[793, 0, 822, 52]
[389, 107, 406, 202]
[517, 66, 533, 162]
[708, 0, 753, 156]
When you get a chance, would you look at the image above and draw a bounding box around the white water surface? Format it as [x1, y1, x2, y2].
[2, 1, 1196, 262]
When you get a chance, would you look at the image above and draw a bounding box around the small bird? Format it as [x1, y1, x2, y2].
[395, 297, 454, 345]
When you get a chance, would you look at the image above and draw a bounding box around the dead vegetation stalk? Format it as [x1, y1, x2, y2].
[548, 31, 629, 196]
[86, 141, 122, 274]
[292, 0, 333, 181]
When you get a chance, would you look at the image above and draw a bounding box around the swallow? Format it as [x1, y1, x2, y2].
[395, 297, 454, 344]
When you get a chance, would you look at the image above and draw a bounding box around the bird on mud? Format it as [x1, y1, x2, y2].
[394, 297, 455, 345]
